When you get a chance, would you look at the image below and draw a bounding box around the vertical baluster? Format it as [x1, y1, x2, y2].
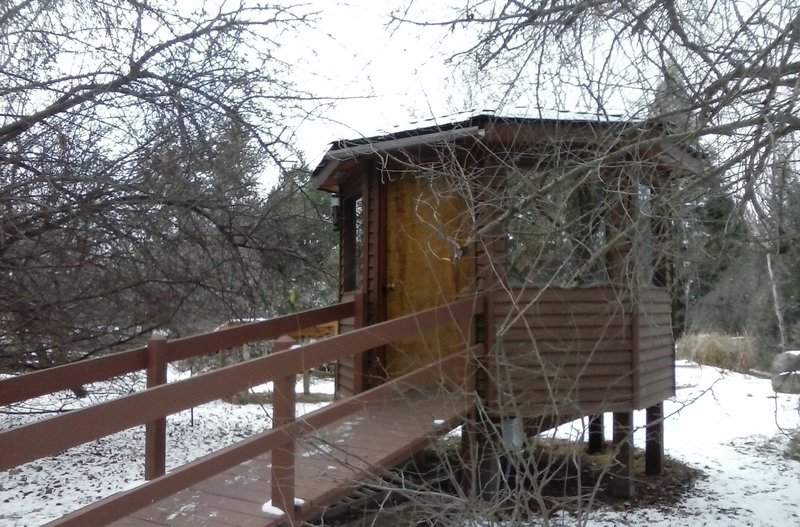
[271, 335, 297, 520]
[145, 334, 167, 480]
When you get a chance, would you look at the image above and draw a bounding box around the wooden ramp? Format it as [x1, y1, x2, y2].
[110, 389, 471, 526]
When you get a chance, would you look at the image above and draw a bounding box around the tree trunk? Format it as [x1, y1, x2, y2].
[766, 252, 786, 352]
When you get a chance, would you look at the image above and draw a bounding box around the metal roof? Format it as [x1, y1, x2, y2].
[311, 111, 702, 190]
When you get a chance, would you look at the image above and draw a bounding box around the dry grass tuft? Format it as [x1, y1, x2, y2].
[676, 332, 755, 373]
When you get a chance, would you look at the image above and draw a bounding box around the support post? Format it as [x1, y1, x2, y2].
[610, 411, 634, 498]
[271, 335, 297, 520]
[587, 414, 605, 454]
[645, 402, 665, 475]
[145, 334, 168, 480]
[473, 416, 503, 500]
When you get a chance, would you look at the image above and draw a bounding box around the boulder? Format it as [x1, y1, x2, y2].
[771, 351, 800, 375]
[772, 372, 800, 394]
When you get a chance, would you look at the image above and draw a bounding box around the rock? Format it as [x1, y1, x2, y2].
[772, 372, 800, 394]
[771, 352, 800, 374]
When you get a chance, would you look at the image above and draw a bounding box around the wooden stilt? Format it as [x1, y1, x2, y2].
[474, 416, 503, 499]
[610, 411, 634, 498]
[587, 414, 605, 453]
[645, 402, 665, 475]
[460, 412, 477, 497]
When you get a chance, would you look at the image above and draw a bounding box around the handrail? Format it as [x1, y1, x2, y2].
[47, 344, 482, 527]
[0, 294, 483, 470]
[0, 301, 355, 406]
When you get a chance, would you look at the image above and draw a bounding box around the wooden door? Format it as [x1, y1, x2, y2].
[384, 173, 473, 378]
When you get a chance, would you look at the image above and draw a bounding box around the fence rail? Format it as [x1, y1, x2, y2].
[0, 301, 356, 407]
[1, 293, 485, 526]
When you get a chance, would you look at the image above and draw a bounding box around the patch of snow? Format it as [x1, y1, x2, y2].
[261, 500, 285, 517]
[433, 419, 446, 425]
[548, 360, 800, 527]
[0, 368, 334, 526]
[787, 349, 800, 356]
[294, 497, 306, 506]
[2, 361, 798, 526]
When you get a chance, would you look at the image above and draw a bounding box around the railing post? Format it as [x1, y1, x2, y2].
[145, 334, 168, 480]
[271, 335, 297, 520]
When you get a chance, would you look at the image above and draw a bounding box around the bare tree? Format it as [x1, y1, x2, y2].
[0, 1, 336, 371]
[390, 0, 800, 343]
[328, 1, 800, 523]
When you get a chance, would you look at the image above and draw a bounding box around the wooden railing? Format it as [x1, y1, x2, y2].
[0, 294, 485, 526]
[0, 301, 355, 407]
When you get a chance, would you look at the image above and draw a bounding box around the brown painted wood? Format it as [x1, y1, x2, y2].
[587, 414, 605, 454]
[98, 389, 472, 527]
[271, 336, 297, 521]
[645, 402, 664, 475]
[495, 284, 634, 305]
[631, 304, 641, 409]
[610, 411, 634, 498]
[0, 346, 148, 406]
[0, 302, 354, 408]
[2, 297, 480, 472]
[46, 347, 478, 526]
[145, 336, 168, 481]
[167, 301, 355, 362]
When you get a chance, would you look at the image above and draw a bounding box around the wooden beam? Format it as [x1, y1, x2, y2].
[645, 402, 665, 475]
[587, 414, 605, 454]
[610, 411, 634, 498]
[144, 336, 168, 481]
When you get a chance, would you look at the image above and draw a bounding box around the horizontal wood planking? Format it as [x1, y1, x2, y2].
[638, 335, 674, 353]
[500, 339, 634, 355]
[495, 300, 629, 317]
[638, 378, 675, 408]
[487, 284, 675, 417]
[636, 290, 675, 406]
[497, 312, 633, 329]
[496, 284, 635, 305]
[499, 325, 630, 342]
[639, 355, 674, 376]
[497, 371, 633, 391]
[497, 348, 633, 366]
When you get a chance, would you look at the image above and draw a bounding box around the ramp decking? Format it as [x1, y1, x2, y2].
[108, 389, 470, 526]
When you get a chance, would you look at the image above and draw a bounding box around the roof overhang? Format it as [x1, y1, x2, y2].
[310, 114, 705, 191]
[311, 126, 485, 191]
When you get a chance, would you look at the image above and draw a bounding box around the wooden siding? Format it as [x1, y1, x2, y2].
[636, 287, 676, 408]
[488, 284, 674, 418]
[335, 164, 386, 398]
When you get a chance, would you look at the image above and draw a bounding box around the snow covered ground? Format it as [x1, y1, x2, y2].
[1, 361, 799, 526]
[582, 361, 800, 527]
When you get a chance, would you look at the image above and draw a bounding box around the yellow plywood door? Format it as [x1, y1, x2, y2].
[384, 174, 472, 378]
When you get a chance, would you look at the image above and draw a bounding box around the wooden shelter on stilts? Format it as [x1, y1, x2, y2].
[0, 114, 706, 526]
[312, 113, 703, 498]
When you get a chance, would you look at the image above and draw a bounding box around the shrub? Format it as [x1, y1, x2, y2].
[676, 332, 756, 373]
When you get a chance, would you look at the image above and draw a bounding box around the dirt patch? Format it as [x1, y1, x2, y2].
[322, 438, 704, 525]
[516, 439, 701, 508]
[786, 431, 800, 461]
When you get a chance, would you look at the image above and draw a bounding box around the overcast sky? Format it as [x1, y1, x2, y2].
[279, 1, 478, 168]
[279, 0, 648, 173]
